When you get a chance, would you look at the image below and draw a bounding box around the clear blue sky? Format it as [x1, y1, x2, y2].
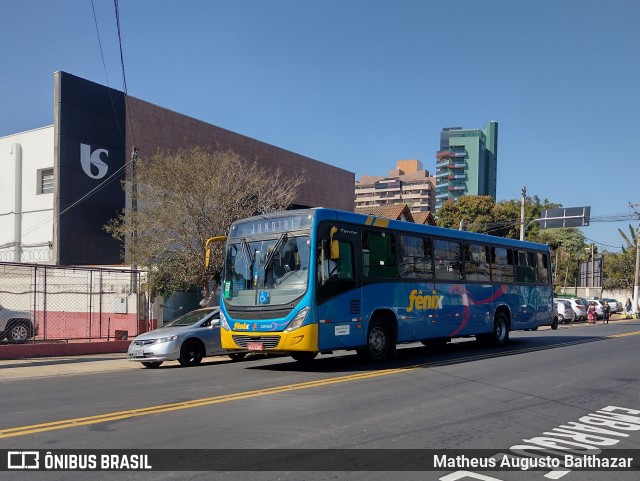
[1, 0, 639, 251]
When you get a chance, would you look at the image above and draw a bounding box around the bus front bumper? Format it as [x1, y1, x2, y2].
[221, 324, 318, 353]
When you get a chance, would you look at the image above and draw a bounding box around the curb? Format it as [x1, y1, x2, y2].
[0, 340, 129, 360]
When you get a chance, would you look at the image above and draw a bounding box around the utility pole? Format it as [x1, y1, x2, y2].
[591, 243, 595, 290]
[630, 203, 640, 314]
[520, 186, 526, 241]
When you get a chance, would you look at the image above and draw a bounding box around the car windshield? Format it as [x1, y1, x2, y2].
[165, 309, 215, 327]
[222, 235, 311, 307]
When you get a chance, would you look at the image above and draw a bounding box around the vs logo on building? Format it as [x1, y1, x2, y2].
[80, 143, 109, 179]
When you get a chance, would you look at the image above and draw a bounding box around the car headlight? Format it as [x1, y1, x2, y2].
[154, 335, 180, 344]
[220, 311, 230, 330]
[285, 307, 309, 332]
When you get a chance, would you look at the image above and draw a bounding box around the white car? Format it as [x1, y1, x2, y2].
[0, 304, 37, 344]
[567, 298, 588, 321]
[553, 299, 576, 324]
[127, 307, 247, 368]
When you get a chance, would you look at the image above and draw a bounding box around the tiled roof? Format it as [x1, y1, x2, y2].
[412, 211, 436, 225]
[355, 203, 414, 222]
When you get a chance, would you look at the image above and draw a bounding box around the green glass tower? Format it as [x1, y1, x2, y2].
[435, 121, 498, 211]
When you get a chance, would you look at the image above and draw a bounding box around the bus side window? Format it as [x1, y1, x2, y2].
[535, 252, 549, 284]
[434, 239, 463, 281]
[399, 234, 433, 279]
[464, 243, 490, 282]
[362, 231, 398, 279]
[491, 247, 514, 283]
[516, 250, 535, 283]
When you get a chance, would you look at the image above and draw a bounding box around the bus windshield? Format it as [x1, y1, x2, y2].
[222, 235, 311, 307]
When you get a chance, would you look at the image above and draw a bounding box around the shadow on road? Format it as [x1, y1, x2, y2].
[244, 332, 616, 374]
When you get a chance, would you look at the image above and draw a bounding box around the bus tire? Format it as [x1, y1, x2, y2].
[291, 351, 318, 362]
[357, 318, 390, 361]
[228, 353, 247, 362]
[551, 317, 559, 330]
[489, 312, 510, 346]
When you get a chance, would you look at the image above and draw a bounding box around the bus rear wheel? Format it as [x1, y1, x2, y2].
[477, 313, 509, 346]
[357, 319, 390, 361]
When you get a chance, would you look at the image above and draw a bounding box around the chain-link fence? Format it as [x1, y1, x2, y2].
[0, 262, 149, 344]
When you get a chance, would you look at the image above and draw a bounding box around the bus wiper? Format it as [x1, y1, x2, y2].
[263, 233, 287, 275]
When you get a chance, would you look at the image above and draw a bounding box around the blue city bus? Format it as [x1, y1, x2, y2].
[219, 208, 554, 361]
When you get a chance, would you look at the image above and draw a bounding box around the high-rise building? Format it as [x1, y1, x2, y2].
[435, 121, 498, 211]
[355, 159, 435, 214]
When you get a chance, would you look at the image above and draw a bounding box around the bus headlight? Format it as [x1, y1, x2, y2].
[220, 311, 230, 330]
[285, 307, 309, 332]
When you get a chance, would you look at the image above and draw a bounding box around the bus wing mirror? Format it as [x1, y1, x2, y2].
[329, 226, 339, 260]
[205, 235, 228, 268]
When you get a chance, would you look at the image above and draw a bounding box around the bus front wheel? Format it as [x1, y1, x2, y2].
[291, 351, 318, 362]
[358, 319, 390, 361]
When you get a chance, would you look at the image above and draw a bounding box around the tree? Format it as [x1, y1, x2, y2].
[436, 196, 497, 233]
[602, 224, 638, 289]
[106, 147, 307, 298]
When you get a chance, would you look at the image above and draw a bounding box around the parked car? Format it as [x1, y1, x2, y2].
[567, 298, 588, 321]
[0, 304, 37, 344]
[553, 299, 576, 324]
[127, 307, 246, 368]
[602, 298, 622, 313]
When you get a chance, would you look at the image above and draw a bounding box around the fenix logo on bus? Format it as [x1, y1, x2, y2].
[407, 290, 443, 312]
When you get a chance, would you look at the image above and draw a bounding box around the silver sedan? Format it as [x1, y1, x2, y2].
[127, 307, 246, 368]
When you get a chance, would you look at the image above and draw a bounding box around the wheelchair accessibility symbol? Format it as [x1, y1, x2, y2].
[258, 291, 270, 305]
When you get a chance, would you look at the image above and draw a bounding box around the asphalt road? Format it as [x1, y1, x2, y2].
[1, 320, 639, 481]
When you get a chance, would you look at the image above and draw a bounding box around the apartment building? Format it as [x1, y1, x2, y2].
[354, 159, 436, 214]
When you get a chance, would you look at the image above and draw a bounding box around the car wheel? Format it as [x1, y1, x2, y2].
[8, 322, 30, 344]
[551, 318, 559, 330]
[228, 353, 247, 362]
[290, 351, 318, 362]
[357, 318, 391, 361]
[178, 340, 204, 367]
[141, 361, 163, 369]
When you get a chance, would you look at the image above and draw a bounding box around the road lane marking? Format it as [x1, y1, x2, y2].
[2, 330, 640, 439]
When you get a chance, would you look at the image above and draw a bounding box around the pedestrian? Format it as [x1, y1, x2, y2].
[603, 301, 610, 324]
[624, 298, 633, 319]
[587, 301, 597, 324]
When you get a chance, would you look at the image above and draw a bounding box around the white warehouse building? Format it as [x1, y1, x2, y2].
[1, 126, 56, 263]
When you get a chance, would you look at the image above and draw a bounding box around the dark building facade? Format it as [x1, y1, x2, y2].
[52, 72, 355, 265]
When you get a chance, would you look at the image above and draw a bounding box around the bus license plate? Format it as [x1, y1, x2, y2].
[247, 342, 264, 351]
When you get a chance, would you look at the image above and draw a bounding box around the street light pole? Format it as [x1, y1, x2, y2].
[634, 225, 640, 313]
[520, 186, 526, 241]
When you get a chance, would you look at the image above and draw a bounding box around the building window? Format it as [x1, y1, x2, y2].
[37, 168, 54, 195]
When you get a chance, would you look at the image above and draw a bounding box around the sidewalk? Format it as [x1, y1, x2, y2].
[0, 353, 136, 381]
